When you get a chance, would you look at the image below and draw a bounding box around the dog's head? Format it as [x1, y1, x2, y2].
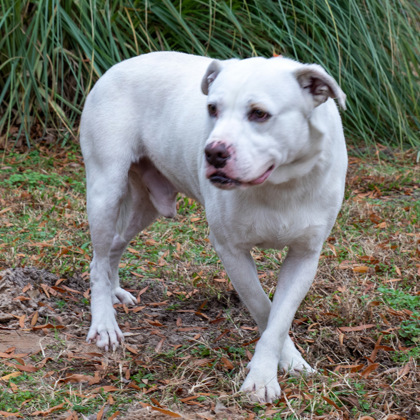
[201, 57, 346, 189]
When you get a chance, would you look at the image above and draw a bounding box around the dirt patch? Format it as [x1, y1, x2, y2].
[0, 266, 254, 351]
[0, 330, 53, 354]
[0, 266, 260, 418]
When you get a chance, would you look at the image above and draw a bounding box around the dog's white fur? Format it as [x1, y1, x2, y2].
[80, 51, 347, 403]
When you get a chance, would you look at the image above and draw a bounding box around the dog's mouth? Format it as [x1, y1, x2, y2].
[209, 165, 275, 189]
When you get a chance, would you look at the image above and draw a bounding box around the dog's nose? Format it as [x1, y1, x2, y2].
[205, 142, 230, 168]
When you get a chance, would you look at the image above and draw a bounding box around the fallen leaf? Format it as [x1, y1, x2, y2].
[13, 363, 39, 373]
[125, 345, 139, 355]
[398, 362, 411, 378]
[321, 396, 341, 410]
[220, 357, 234, 370]
[60, 373, 101, 385]
[32, 323, 65, 330]
[30, 311, 39, 327]
[96, 404, 106, 420]
[139, 402, 182, 418]
[155, 338, 165, 353]
[339, 324, 375, 332]
[360, 363, 379, 377]
[180, 396, 200, 403]
[127, 247, 140, 254]
[1, 372, 21, 381]
[31, 403, 65, 416]
[0, 411, 22, 418]
[352, 265, 370, 273]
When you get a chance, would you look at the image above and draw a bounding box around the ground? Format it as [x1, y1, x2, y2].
[0, 145, 418, 419]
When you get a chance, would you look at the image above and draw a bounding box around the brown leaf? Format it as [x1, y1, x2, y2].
[96, 404, 106, 420]
[15, 363, 38, 373]
[146, 320, 164, 327]
[155, 338, 165, 353]
[40, 283, 52, 298]
[334, 364, 365, 372]
[352, 265, 370, 273]
[321, 396, 341, 410]
[31, 403, 65, 417]
[60, 373, 101, 385]
[180, 396, 199, 403]
[0, 411, 22, 418]
[128, 382, 142, 391]
[30, 311, 39, 327]
[398, 362, 411, 378]
[125, 345, 139, 355]
[18, 314, 26, 329]
[177, 326, 207, 332]
[139, 403, 182, 418]
[61, 285, 82, 295]
[220, 356, 234, 370]
[339, 324, 375, 332]
[32, 323, 65, 330]
[1, 372, 21, 381]
[360, 363, 379, 377]
[0, 352, 28, 359]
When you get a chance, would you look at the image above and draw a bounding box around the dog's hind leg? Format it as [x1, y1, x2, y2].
[86, 157, 176, 350]
[108, 166, 162, 305]
[85, 164, 130, 350]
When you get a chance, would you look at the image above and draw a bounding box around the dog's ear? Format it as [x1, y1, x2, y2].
[295, 64, 346, 110]
[201, 60, 222, 95]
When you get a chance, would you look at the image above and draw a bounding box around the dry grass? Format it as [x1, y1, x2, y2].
[0, 145, 418, 419]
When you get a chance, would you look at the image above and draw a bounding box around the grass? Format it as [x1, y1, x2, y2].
[0, 145, 418, 418]
[1, 0, 419, 149]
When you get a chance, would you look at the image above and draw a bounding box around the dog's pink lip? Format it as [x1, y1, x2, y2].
[246, 164, 275, 185]
[207, 164, 275, 188]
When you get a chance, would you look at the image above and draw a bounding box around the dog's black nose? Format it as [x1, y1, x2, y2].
[205, 143, 230, 168]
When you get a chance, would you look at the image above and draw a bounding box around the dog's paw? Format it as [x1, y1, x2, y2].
[87, 316, 124, 351]
[279, 350, 316, 375]
[112, 287, 137, 305]
[240, 362, 281, 403]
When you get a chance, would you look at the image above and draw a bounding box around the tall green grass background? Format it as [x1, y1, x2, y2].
[1, 0, 419, 148]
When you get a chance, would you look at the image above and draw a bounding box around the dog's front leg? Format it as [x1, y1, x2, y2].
[241, 245, 321, 402]
[210, 237, 282, 401]
[210, 235, 271, 332]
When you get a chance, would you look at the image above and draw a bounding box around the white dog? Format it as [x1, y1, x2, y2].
[80, 51, 347, 402]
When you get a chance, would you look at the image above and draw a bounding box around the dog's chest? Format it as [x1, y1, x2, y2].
[246, 207, 325, 250]
[208, 190, 329, 251]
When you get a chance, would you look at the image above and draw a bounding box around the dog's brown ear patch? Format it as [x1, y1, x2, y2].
[295, 65, 346, 110]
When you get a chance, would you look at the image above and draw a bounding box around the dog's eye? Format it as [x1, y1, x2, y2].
[248, 108, 271, 122]
[208, 104, 218, 118]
